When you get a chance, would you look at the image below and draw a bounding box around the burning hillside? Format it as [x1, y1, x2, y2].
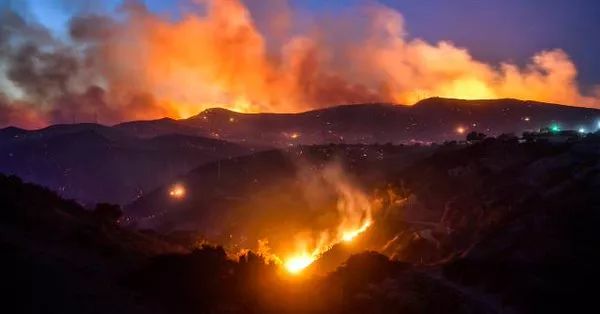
[8, 135, 600, 313]
[125, 145, 422, 275]
[161, 158, 380, 275]
[2, 0, 600, 128]
[4, 1, 600, 312]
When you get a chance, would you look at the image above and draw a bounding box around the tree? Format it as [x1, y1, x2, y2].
[466, 131, 486, 142]
[497, 133, 519, 143]
[522, 131, 536, 143]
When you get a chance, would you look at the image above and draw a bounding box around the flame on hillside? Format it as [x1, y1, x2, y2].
[284, 219, 372, 274]
[249, 162, 375, 275]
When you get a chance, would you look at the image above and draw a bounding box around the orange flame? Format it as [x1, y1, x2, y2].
[280, 163, 374, 274]
[283, 218, 373, 274]
[168, 184, 186, 199]
[342, 220, 372, 242]
[83, 0, 600, 123]
[284, 254, 315, 274]
[3, 0, 599, 129]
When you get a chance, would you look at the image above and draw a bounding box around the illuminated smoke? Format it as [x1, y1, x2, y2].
[280, 162, 374, 274]
[1, 0, 599, 127]
[225, 160, 375, 274]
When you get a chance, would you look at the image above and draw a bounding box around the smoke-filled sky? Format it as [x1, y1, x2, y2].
[1, 0, 600, 128]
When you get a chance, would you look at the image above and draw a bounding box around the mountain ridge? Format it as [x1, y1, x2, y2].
[3, 97, 600, 204]
[4, 97, 599, 133]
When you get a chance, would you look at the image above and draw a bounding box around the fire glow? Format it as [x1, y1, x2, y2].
[106, 0, 598, 116]
[2, 0, 600, 129]
[284, 219, 373, 275]
[279, 163, 375, 275]
[342, 220, 372, 242]
[168, 184, 186, 199]
[285, 254, 314, 274]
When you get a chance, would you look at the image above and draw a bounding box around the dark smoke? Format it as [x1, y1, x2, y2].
[0, 9, 87, 126]
[0, 7, 165, 127]
[69, 14, 114, 42]
[7, 43, 78, 100]
[1, 1, 598, 128]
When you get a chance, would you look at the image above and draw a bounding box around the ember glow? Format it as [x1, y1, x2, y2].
[282, 218, 373, 274]
[168, 184, 186, 199]
[1, 0, 600, 128]
[277, 163, 374, 274]
[342, 220, 372, 242]
[283, 220, 373, 274]
[284, 254, 314, 274]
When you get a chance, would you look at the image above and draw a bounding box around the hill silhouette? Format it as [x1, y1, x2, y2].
[2, 172, 489, 314]
[0, 125, 251, 204]
[119, 97, 600, 146]
[4, 131, 600, 312]
[3, 97, 600, 205]
[0, 173, 187, 313]
[125, 135, 600, 312]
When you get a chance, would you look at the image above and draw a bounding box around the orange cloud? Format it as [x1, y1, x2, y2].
[1, 0, 599, 127]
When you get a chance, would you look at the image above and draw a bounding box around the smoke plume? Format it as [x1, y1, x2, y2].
[1, 0, 599, 128]
[233, 159, 375, 272]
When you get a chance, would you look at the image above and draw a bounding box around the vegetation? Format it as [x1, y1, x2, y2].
[5, 134, 600, 313]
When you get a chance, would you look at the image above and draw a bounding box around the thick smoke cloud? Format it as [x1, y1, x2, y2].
[0, 0, 599, 128]
[0, 9, 101, 127]
[0, 6, 168, 127]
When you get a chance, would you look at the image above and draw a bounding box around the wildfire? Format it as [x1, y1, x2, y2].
[234, 162, 377, 276]
[285, 254, 315, 274]
[168, 184, 186, 199]
[283, 218, 374, 274]
[1, 0, 599, 129]
[281, 163, 375, 275]
[342, 220, 372, 242]
[119, 1, 595, 117]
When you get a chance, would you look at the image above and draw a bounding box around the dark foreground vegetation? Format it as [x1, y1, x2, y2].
[4, 134, 600, 313]
[0, 173, 484, 314]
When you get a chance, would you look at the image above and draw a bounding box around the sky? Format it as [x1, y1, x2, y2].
[1, 0, 600, 128]
[5, 0, 599, 88]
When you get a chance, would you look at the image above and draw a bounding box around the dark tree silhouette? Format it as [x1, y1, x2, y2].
[497, 133, 518, 143]
[466, 131, 486, 142]
[93, 203, 123, 225]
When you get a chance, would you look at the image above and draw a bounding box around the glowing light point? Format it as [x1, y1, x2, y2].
[578, 127, 586, 134]
[456, 126, 466, 134]
[523, 117, 530, 122]
[168, 184, 186, 199]
[229, 117, 235, 123]
[285, 254, 314, 274]
[550, 124, 561, 133]
[290, 132, 300, 139]
[342, 232, 358, 242]
[342, 221, 372, 242]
